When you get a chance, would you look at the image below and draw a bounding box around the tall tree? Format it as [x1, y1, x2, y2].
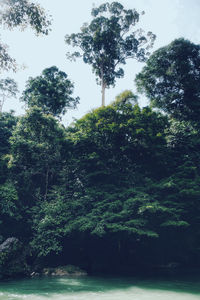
[0, 111, 18, 184]
[21, 66, 79, 117]
[9, 106, 67, 204]
[135, 38, 200, 123]
[65, 1, 155, 106]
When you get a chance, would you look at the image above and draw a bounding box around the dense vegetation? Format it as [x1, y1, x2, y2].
[0, 1, 200, 279]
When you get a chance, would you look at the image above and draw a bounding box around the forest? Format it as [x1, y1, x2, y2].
[0, 1, 200, 279]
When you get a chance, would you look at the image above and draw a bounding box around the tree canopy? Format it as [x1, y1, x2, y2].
[1, 1, 200, 278]
[9, 106, 67, 204]
[135, 38, 200, 123]
[0, 0, 51, 34]
[21, 66, 79, 117]
[65, 1, 155, 106]
[0, 0, 51, 72]
[1, 89, 200, 275]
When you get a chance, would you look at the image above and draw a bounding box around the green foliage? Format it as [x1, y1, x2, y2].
[0, 78, 18, 112]
[31, 101, 172, 256]
[0, 0, 51, 72]
[0, 95, 199, 273]
[30, 99, 200, 271]
[1, 0, 51, 35]
[21, 66, 79, 117]
[0, 41, 16, 72]
[68, 101, 168, 184]
[66, 1, 155, 105]
[0, 111, 17, 156]
[31, 187, 160, 256]
[9, 106, 67, 203]
[0, 181, 19, 218]
[0, 181, 22, 239]
[0, 180, 24, 240]
[1, 0, 199, 275]
[0, 111, 18, 184]
[114, 90, 138, 105]
[0, 112, 20, 242]
[135, 38, 200, 123]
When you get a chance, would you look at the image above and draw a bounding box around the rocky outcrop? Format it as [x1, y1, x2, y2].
[31, 265, 87, 277]
[0, 237, 29, 278]
[0, 237, 19, 252]
[0, 238, 87, 280]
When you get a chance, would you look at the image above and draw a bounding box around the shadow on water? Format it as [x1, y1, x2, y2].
[0, 274, 200, 297]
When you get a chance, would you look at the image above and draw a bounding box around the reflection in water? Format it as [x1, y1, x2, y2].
[0, 275, 200, 300]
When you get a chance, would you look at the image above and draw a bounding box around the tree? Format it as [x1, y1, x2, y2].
[9, 106, 67, 203]
[0, 78, 18, 112]
[65, 1, 155, 106]
[0, 0, 51, 72]
[21, 66, 79, 117]
[1, 0, 51, 35]
[30, 101, 170, 257]
[0, 41, 17, 73]
[135, 38, 200, 123]
[114, 90, 138, 105]
[0, 111, 18, 184]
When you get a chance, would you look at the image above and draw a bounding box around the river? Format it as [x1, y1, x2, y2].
[0, 275, 200, 299]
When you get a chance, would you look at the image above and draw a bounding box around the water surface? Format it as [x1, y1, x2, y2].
[0, 275, 200, 300]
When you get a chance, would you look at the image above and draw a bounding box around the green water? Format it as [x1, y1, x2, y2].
[0, 275, 200, 300]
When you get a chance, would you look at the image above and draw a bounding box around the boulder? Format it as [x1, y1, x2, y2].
[0, 237, 19, 252]
[0, 237, 29, 278]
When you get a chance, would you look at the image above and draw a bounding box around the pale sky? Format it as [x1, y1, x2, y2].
[1, 0, 200, 126]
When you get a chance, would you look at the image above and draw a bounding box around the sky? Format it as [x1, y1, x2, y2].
[1, 0, 200, 126]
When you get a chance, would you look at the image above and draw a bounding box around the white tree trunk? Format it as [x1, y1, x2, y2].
[101, 67, 106, 107]
[101, 82, 106, 107]
[0, 95, 5, 112]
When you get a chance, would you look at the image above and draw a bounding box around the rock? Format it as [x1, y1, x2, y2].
[41, 265, 87, 277]
[0, 237, 29, 278]
[30, 272, 40, 277]
[0, 237, 19, 252]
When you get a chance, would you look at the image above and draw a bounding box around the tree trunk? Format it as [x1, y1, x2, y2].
[101, 67, 106, 107]
[0, 96, 5, 112]
[101, 82, 106, 107]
